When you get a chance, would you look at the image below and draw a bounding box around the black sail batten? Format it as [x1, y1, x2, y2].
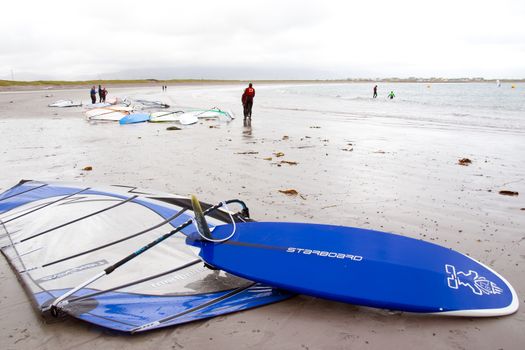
[46, 200, 229, 313]
[41, 208, 188, 268]
[131, 283, 256, 333]
[0, 220, 54, 300]
[2, 188, 91, 224]
[1, 201, 52, 222]
[19, 195, 139, 243]
[0, 183, 47, 203]
[83, 311, 139, 327]
[0, 228, 21, 240]
[66, 259, 202, 304]
[0, 181, 293, 333]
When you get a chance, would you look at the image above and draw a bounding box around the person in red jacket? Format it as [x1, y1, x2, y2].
[241, 83, 255, 120]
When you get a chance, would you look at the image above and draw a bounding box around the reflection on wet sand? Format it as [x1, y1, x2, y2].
[242, 117, 252, 138]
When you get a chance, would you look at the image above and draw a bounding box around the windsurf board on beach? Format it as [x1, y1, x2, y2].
[132, 99, 169, 109]
[106, 105, 134, 112]
[148, 111, 184, 123]
[84, 102, 112, 109]
[85, 108, 129, 121]
[186, 221, 519, 317]
[48, 100, 82, 107]
[119, 113, 151, 124]
[85, 105, 136, 121]
[178, 113, 199, 125]
[184, 108, 234, 121]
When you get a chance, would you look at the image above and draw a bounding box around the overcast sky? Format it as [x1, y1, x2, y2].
[1, 0, 524, 80]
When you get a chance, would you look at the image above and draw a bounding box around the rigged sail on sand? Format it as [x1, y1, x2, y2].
[0, 180, 291, 333]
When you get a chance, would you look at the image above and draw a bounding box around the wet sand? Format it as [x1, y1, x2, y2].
[0, 84, 524, 349]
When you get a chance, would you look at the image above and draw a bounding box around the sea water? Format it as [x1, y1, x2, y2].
[263, 83, 525, 133]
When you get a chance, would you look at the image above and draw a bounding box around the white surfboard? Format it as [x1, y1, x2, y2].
[86, 108, 129, 121]
[178, 113, 199, 125]
[48, 100, 82, 107]
[149, 111, 183, 123]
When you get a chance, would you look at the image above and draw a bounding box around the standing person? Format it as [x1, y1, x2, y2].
[101, 86, 108, 102]
[388, 91, 395, 99]
[98, 84, 103, 103]
[90, 86, 97, 104]
[373, 85, 378, 98]
[241, 83, 255, 120]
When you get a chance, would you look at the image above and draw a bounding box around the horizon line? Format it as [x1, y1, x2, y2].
[1, 77, 525, 86]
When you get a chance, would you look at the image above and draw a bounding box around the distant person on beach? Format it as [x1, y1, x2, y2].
[373, 85, 378, 98]
[388, 91, 395, 99]
[242, 83, 256, 120]
[101, 86, 108, 102]
[99, 85, 105, 103]
[90, 86, 97, 104]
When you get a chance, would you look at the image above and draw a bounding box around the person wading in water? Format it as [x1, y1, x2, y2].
[242, 83, 256, 121]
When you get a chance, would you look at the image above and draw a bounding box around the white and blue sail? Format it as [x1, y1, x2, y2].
[0, 181, 291, 333]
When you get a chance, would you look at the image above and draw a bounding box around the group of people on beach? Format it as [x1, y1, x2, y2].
[373, 85, 395, 99]
[86, 82, 391, 118]
[90, 85, 108, 104]
[86, 81, 256, 124]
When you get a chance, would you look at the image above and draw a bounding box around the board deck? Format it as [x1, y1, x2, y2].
[184, 109, 234, 120]
[48, 100, 82, 107]
[84, 102, 112, 109]
[149, 111, 183, 122]
[186, 222, 519, 316]
[178, 113, 199, 125]
[119, 113, 150, 124]
[85, 108, 129, 121]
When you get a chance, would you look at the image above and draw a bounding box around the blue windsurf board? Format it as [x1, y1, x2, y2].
[119, 113, 150, 124]
[186, 222, 518, 317]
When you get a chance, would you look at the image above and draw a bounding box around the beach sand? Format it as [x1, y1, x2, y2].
[0, 84, 524, 349]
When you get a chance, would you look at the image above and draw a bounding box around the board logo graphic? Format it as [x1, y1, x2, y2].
[445, 264, 503, 296]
